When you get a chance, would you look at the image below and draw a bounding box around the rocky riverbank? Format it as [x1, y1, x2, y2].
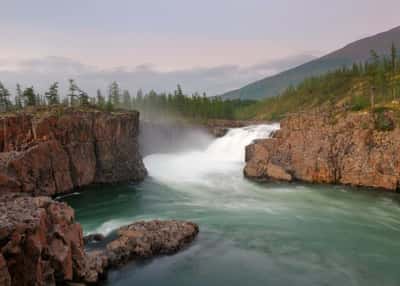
[0, 108, 147, 195]
[244, 111, 400, 191]
[0, 108, 201, 285]
[0, 193, 199, 286]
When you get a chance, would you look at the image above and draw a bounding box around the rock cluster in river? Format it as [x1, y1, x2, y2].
[0, 193, 199, 286]
[106, 220, 199, 266]
[244, 111, 400, 191]
[0, 108, 147, 195]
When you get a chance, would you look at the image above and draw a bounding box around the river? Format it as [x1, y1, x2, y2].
[64, 124, 400, 286]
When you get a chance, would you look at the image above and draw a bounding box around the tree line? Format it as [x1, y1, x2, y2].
[236, 43, 400, 120]
[0, 80, 255, 121]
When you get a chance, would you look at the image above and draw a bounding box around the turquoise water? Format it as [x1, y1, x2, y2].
[64, 125, 400, 286]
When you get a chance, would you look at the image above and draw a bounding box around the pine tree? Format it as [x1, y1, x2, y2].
[67, 79, 78, 106]
[45, 82, 60, 105]
[15, 84, 23, 109]
[0, 82, 11, 112]
[78, 88, 89, 106]
[391, 43, 398, 100]
[96, 89, 105, 108]
[122, 90, 131, 108]
[368, 50, 380, 109]
[108, 81, 120, 107]
[23, 87, 36, 107]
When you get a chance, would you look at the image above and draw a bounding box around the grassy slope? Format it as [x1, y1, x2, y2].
[235, 70, 400, 121]
[221, 26, 400, 100]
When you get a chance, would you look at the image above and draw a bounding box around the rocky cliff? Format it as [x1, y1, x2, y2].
[0, 193, 199, 286]
[244, 111, 400, 191]
[0, 108, 147, 195]
[0, 193, 100, 285]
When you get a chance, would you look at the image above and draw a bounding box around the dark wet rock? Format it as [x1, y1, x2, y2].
[0, 253, 11, 286]
[83, 234, 105, 245]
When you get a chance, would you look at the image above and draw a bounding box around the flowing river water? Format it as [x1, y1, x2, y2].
[64, 124, 400, 286]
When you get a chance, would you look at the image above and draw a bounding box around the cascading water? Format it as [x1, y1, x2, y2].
[144, 124, 279, 185]
[65, 123, 400, 286]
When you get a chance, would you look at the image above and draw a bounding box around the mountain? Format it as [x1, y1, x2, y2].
[221, 26, 400, 100]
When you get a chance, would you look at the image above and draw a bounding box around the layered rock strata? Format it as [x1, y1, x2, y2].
[0, 108, 147, 195]
[244, 112, 400, 191]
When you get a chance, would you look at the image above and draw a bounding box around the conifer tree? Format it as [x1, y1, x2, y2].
[45, 82, 60, 105]
[122, 90, 131, 108]
[108, 81, 120, 107]
[23, 87, 36, 106]
[0, 82, 11, 112]
[96, 89, 105, 108]
[391, 43, 398, 99]
[15, 84, 23, 109]
[67, 79, 78, 106]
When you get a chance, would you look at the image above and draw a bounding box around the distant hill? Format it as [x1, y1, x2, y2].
[221, 26, 400, 100]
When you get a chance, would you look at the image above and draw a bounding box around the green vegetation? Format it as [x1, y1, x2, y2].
[222, 26, 400, 100]
[0, 80, 254, 122]
[236, 46, 400, 121]
[2, 44, 399, 125]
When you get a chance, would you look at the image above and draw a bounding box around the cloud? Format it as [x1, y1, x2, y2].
[0, 54, 315, 97]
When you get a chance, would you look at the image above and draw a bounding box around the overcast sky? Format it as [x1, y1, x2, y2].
[1, 0, 399, 96]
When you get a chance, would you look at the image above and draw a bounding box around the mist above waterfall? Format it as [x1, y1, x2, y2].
[144, 124, 280, 185]
[139, 121, 214, 156]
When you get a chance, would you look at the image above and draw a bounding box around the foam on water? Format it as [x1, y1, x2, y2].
[144, 124, 280, 185]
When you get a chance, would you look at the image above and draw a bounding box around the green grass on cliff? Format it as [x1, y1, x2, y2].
[235, 64, 400, 121]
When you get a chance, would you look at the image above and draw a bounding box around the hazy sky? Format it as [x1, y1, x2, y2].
[1, 0, 399, 95]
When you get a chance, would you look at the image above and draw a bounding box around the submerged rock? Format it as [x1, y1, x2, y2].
[83, 233, 105, 245]
[0, 108, 147, 196]
[244, 111, 400, 191]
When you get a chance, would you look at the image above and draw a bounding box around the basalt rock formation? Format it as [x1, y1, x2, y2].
[0, 108, 147, 195]
[244, 111, 400, 191]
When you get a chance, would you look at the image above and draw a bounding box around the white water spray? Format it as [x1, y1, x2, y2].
[144, 124, 280, 185]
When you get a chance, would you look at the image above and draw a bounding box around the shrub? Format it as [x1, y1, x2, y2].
[374, 111, 394, 131]
[350, 95, 369, 111]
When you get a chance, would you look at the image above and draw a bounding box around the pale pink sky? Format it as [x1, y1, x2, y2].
[0, 0, 399, 95]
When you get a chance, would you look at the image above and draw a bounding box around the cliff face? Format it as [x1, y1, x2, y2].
[0, 109, 147, 195]
[0, 193, 102, 286]
[244, 112, 400, 191]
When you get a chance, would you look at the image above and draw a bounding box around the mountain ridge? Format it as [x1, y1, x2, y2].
[221, 25, 400, 100]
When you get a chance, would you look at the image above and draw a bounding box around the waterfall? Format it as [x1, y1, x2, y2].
[143, 124, 280, 185]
